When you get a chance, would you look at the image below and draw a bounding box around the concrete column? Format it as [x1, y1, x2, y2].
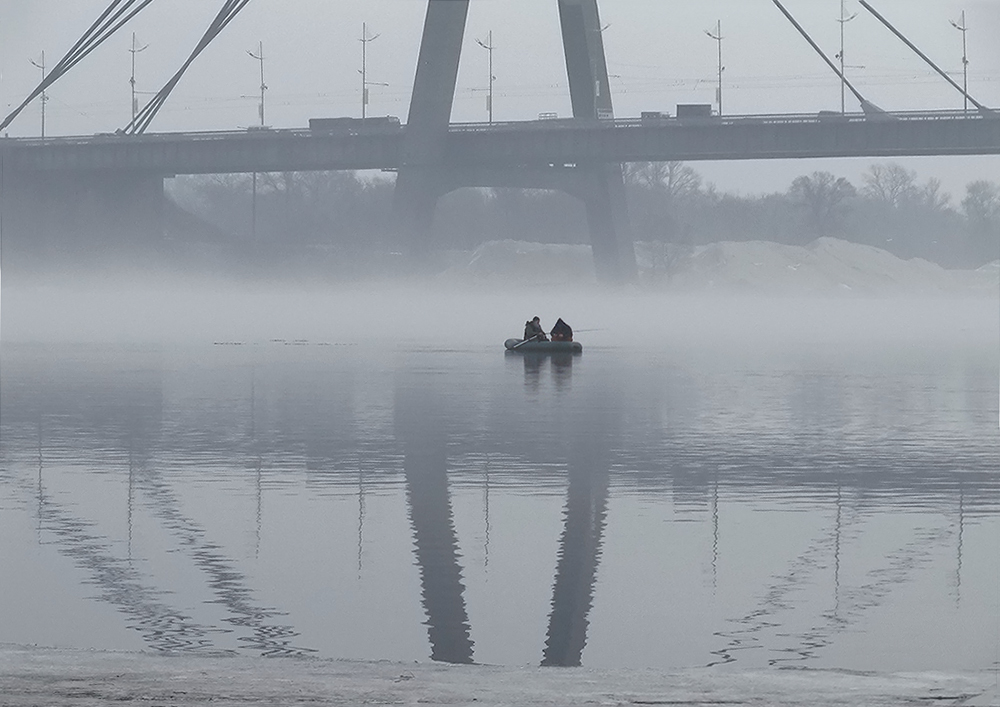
[393, 0, 635, 282]
[393, 0, 470, 270]
[393, 167, 448, 268]
[557, 0, 614, 121]
[558, 0, 637, 283]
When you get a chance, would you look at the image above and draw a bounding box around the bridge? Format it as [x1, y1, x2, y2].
[1, 0, 998, 282]
[4, 111, 998, 175]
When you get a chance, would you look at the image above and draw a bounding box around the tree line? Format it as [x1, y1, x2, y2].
[169, 161, 1000, 273]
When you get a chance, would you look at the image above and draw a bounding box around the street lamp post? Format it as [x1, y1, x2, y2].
[246, 41, 267, 241]
[949, 11, 969, 114]
[247, 41, 267, 127]
[129, 33, 149, 123]
[29, 51, 47, 138]
[360, 23, 384, 120]
[476, 31, 496, 123]
[704, 22, 724, 116]
[836, 0, 858, 114]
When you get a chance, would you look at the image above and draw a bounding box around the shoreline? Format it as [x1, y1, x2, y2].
[1, 644, 997, 706]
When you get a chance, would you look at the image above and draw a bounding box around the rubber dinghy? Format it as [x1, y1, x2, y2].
[504, 339, 583, 354]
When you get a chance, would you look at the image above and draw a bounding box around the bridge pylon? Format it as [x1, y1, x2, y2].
[394, 0, 637, 283]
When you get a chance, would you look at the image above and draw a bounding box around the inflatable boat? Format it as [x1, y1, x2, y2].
[504, 339, 583, 354]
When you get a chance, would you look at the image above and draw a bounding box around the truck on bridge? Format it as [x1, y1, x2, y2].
[675, 104, 715, 119]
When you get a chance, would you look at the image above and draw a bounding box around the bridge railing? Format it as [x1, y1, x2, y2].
[0, 109, 991, 147]
[449, 108, 991, 132]
[0, 127, 320, 147]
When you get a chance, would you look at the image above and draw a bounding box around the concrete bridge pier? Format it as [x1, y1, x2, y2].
[1, 167, 164, 272]
[576, 162, 634, 284]
[393, 0, 469, 274]
[392, 167, 449, 271]
[558, 0, 636, 283]
[394, 0, 637, 283]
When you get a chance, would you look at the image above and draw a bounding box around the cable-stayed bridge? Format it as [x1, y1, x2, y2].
[1, 0, 997, 281]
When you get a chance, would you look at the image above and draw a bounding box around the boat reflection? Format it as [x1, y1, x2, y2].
[515, 352, 575, 393]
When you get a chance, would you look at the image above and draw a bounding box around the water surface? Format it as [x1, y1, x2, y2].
[1, 306, 998, 671]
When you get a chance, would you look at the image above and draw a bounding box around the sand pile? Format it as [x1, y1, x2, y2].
[657, 238, 998, 295]
[442, 238, 997, 295]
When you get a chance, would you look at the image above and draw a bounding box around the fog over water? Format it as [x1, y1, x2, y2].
[1, 278, 997, 671]
[2, 279, 997, 348]
[2, 0, 999, 695]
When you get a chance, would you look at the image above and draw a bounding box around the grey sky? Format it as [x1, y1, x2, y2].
[1, 0, 997, 196]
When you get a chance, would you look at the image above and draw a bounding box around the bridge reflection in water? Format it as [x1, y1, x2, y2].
[396, 377, 475, 664]
[542, 360, 615, 667]
[0, 342, 996, 666]
[394, 356, 614, 666]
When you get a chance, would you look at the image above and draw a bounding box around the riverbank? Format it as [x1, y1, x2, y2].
[1, 645, 997, 706]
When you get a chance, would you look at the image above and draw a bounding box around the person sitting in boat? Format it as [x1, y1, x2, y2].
[524, 316, 548, 342]
[550, 318, 573, 342]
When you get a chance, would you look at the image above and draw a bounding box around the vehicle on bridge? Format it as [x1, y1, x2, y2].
[675, 104, 715, 120]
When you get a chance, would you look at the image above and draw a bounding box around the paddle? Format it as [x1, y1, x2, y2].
[511, 333, 544, 350]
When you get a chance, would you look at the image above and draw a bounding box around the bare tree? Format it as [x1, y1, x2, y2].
[789, 171, 856, 237]
[862, 163, 918, 207]
[664, 162, 702, 202]
[962, 180, 1000, 263]
[962, 181, 1000, 226]
[915, 178, 951, 211]
[623, 161, 665, 190]
[624, 161, 701, 201]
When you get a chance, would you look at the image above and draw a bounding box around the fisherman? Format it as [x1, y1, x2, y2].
[550, 318, 573, 342]
[524, 316, 548, 342]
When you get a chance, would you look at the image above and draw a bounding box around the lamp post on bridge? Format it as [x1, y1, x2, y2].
[128, 33, 149, 124]
[28, 51, 47, 139]
[475, 31, 496, 124]
[835, 0, 858, 114]
[359, 23, 387, 120]
[704, 21, 724, 116]
[246, 41, 267, 242]
[247, 41, 267, 127]
[949, 11, 969, 114]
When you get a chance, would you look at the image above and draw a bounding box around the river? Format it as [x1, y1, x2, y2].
[1, 289, 997, 671]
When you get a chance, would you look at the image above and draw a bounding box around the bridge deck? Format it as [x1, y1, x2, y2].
[1, 111, 997, 176]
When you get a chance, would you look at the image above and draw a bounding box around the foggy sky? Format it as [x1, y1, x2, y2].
[0, 0, 997, 194]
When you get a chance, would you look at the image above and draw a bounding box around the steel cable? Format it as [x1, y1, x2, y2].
[0, 0, 157, 132]
[125, 0, 253, 135]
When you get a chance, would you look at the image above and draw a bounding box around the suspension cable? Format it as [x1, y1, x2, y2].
[125, 0, 253, 135]
[1, 0, 157, 133]
[859, 0, 993, 115]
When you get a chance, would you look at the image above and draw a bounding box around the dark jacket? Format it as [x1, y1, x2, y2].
[524, 320, 546, 341]
[550, 318, 573, 341]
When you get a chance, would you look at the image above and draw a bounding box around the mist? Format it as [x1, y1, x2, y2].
[3, 275, 996, 352]
[2, 0, 999, 700]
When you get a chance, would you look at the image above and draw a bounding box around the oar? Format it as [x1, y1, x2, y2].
[511, 334, 544, 350]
